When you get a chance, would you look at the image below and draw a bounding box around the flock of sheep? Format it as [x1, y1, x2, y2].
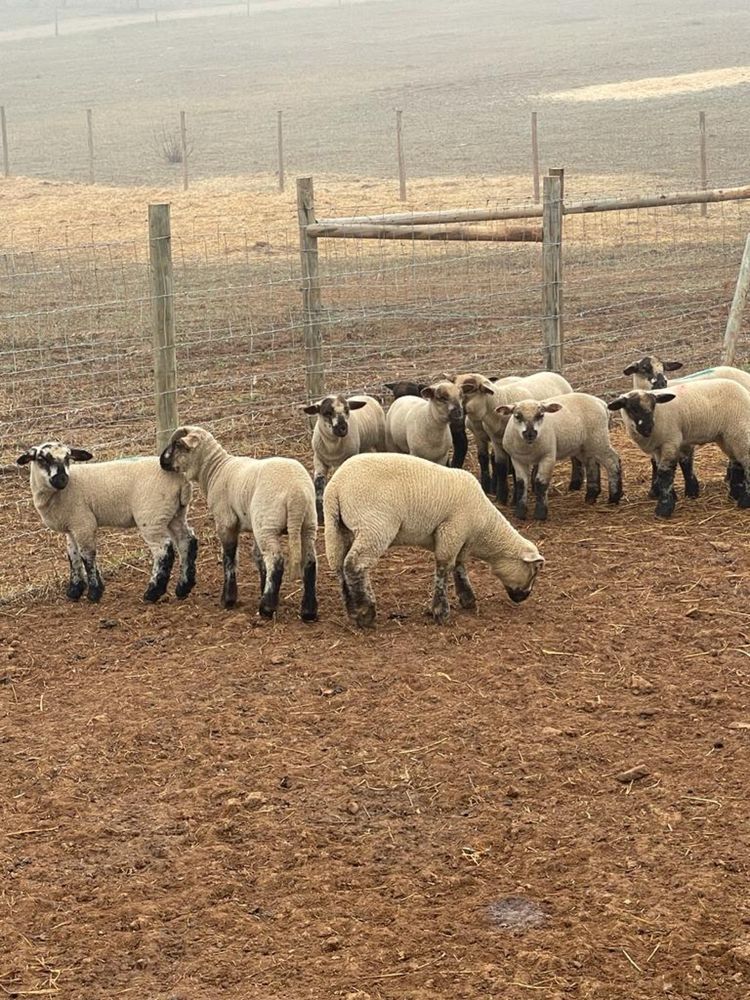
[16, 353, 750, 627]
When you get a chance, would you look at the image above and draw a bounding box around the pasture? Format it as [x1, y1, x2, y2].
[3, 0, 750, 997]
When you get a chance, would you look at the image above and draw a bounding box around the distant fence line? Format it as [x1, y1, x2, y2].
[0, 102, 723, 206]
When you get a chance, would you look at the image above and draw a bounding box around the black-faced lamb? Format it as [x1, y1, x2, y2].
[498, 393, 623, 521]
[301, 393, 386, 524]
[323, 452, 544, 627]
[160, 425, 318, 621]
[385, 379, 463, 465]
[608, 380, 750, 517]
[454, 371, 577, 503]
[17, 441, 197, 604]
[384, 379, 468, 469]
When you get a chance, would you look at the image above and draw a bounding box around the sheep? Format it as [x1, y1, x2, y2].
[607, 379, 750, 517]
[159, 425, 318, 621]
[16, 441, 197, 604]
[383, 379, 468, 468]
[324, 452, 544, 627]
[385, 379, 464, 465]
[301, 393, 386, 523]
[498, 393, 623, 521]
[454, 371, 576, 504]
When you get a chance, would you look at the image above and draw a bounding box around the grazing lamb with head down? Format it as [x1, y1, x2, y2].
[17, 441, 197, 604]
[454, 371, 576, 503]
[385, 379, 463, 465]
[160, 425, 318, 621]
[324, 452, 544, 627]
[384, 379, 468, 469]
[498, 393, 623, 521]
[608, 379, 750, 517]
[301, 393, 385, 523]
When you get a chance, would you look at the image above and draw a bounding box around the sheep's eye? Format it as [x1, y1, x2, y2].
[514, 413, 523, 422]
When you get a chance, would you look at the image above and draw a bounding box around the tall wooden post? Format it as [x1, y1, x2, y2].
[531, 111, 540, 203]
[699, 111, 708, 218]
[396, 109, 407, 202]
[297, 177, 325, 406]
[148, 204, 179, 451]
[277, 110, 285, 193]
[180, 111, 188, 191]
[542, 172, 564, 373]
[1, 107, 9, 178]
[86, 109, 95, 184]
[723, 234, 750, 365]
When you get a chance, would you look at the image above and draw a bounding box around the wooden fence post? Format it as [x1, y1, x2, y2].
[531, 111, 540, 203]
[148, 204, 179, 451]
[86, 109, 95, 184]
[699, 111, 708, 218]
[180, 111, 188, 191]
[542, 172, 564, 372]
[297, 177, 325, 406]
[396, 109, 407, 202]
[277, 110, 285, 193]
[723, 234, 750, 365]
[1, 107, 9, 178]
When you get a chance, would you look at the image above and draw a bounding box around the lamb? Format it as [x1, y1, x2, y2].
[301, 393, 386, 523]
[17, 441, 197, 604]
[454, 371, 576, 503]
[498, 393, 623, 521]
[385, 379, 463, 465]
[384, 379, 468, 468]
[160, 425, 318, 621]
[324, 452, 544, 627]
[607, 379, 750, 517]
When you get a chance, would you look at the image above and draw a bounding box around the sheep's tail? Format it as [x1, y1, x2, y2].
[286, 494, 308, 581]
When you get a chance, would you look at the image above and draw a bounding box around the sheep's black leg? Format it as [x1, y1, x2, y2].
[144, 541, 175, 603]
[450, 424, 468, 469]
[680, 449, 700, 499]
[655, 462, 678, 518]
[66, 534, 86, 601]
[585, 460, 602, 504]
[533, 476, 550, 521]
[81, 551, 104, 603]
[343, 553, 376, 628]
[221, 538, 239, 608]
[569, 457, 584, 491]
[453, 563, 476, 610]
[728, 461, 744, 501]
[259, 553, 284, 619]
[251, 539, 266, 592]
[175, 534, 198, 599]
[648, 458, 659, 499]
[607, 457, 624, 505]
[478, 450, 493, 493]
[299, 557, 318, 622]
[735, 462, 750, 509]
[340, 574, 357, 619]
[431, 562, 451, 624]
[495, 456, 509, 505]
[314, 474, 326, 526]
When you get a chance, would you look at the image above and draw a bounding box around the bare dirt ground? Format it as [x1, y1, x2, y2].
[2, 431, 750, 999]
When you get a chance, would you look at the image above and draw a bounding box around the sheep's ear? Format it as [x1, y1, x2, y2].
[543, 402, 563, 414]
[622, 363, 639, 376]
[495, 404, 516, 415]
[439, 372, 456, 383]
[654, 392, 676, 405]
[348, 399, 368, 410]
[663, 361, 683, 372]
[421, 387, 436, 400]
[70, 448, 93, 462]
[479, 379, 496, 394]
[16, 448, 36, 466]
[301, 403, 320, 415]
[607, 397, 627, 411]
[383, 382, 396, 393]
[523, 554, 545, 566]
[182, 431, 203, 448]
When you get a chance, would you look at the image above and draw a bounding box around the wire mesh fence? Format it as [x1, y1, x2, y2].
[2, 188, 749, 601]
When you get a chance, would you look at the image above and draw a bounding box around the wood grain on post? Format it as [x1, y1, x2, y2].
[86, 109, 95, 185]
[277, 110, 285, 193]
[542, 173, 564, 373]
[396, 109, 407, 202]
[549, 165, 564, 200]
[297, 177, 325, 406]
[723, 234, 750, 365]
[180, 111, 188, 191]
[531, 111, 540, 203]
[149, 204, 179, 452]
[699, 111, 708, 218]
[1, 107, 9, 178]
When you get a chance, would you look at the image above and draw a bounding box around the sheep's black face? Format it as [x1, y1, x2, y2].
[506, 586, 531, 603]
[623, 356, 683, 390]
[608, 390, 676, 437]
[320, 397, 350, 438]
[16, 441, 93, 489]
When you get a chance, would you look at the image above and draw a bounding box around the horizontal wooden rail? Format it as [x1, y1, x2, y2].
[315, 182, 750, 229]
[305, 223, 543, 242]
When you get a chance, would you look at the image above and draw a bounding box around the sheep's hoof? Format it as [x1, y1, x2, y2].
[655, 503, 674, 519]
[737, 493, 750, 509]
[608, 493, 623, 505]
[142, 587, 164, 604]
[221, 597, 237, 610]
[300, 606, 319, 623]
[66, 584, 85, 601]
[685, 481, 700, 499]
[87, 587, 104, 604]
[647, 486, 659, 500]
[175, 580, 194, 599]
[457, 593, 477, 611]
[355, 605, 376, 628]
[258, 602, 277, 620]
[534, 507, 548, 521]
[431, 606, 450, 625]
[584, 491, 599, 505]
